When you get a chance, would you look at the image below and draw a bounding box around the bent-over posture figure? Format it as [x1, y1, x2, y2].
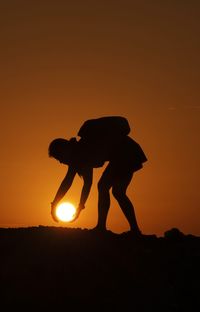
[48, 116, 147, 235]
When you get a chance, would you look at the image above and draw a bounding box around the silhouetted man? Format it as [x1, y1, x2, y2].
[48, 116, 147, 236]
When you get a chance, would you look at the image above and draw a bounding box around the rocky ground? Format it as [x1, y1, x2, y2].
[0, 226, 199, 311]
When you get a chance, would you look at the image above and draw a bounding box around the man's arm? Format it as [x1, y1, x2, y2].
[51, 166, 76, 208]
[78, 167, 93, 209]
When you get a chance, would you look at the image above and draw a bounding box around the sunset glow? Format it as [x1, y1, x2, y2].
[55, 202, 76, 222]
[1, 1, 200, 236]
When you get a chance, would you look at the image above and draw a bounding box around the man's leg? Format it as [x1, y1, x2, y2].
[95, 165, 113, 231]
[112, 173, 142, 234]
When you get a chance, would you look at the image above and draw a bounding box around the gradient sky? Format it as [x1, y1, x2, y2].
[1, 1, 200, 236]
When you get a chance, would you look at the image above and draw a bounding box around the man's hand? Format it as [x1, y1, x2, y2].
[78, 203, 85, 211]
[51, 202, 59, 222]
[69, 203, 85, 222]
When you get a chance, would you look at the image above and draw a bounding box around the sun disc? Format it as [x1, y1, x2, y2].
[56, 202, 76, 222]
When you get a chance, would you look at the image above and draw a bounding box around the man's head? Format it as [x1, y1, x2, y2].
[48, 138, 77, 164]
[48, 138, 71, 164]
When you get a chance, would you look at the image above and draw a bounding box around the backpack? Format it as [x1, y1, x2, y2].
[76, 116, 131, 167]
[77, 116, 130, 142]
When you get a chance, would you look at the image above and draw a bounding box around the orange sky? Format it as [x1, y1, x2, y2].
[1, 1, 200, 236]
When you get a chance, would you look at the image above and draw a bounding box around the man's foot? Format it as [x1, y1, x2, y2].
[127, 230, 157, 240]
[92, 225, 114, 234]
[130, 228, 143, 236]
[91, 226, 116, 237]
[92, 225, 107, 232]
[120, 228, 144, 239]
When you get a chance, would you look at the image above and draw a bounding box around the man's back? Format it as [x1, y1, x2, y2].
[78, 116, 130, 142]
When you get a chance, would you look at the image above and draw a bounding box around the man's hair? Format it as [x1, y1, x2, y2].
[48, 138, 68, 158]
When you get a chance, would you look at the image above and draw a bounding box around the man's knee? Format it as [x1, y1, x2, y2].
[112, 187, 124, 200]
[98, 179, 109, 192]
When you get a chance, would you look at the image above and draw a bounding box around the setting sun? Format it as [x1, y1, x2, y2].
[55, 202, 76, 222]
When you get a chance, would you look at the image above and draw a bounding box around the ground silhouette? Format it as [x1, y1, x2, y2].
[0, 226, 199, 311]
